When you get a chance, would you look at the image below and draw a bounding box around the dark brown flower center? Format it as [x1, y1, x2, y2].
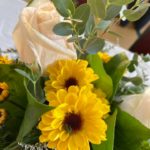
[65, 77, 78, 89]
[0, 88, 3, 95]
[63, 112, 82, 133]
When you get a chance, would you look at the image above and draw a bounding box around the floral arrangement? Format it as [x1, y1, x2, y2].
[0, 0, 150, 150]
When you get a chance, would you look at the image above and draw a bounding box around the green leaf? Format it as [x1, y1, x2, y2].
[17, 80, 53, 142]
[105, 53, 130, 100]
[92, 110, 117, 150]
[0, 64, 27, 148]
[53, 22, 73, 36]
[96, 20, 111, 30]
[85, 14, 95, 36]
[115, 109, 150, 150]
[108, 31, 122, 38]
[52, 0, 75, 17]
[73, 4, 90, 34]
[86, 38, 105, 54]
[109, 0, 134, 6]
[87, 54, 113, 98]
[87, 0, 106, 18]
[105, 5, 122, 20]
[123, 4, 150, 21]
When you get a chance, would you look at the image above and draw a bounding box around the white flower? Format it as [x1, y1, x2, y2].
[120, 87, 150, 128]
[13, 1, 77, 72]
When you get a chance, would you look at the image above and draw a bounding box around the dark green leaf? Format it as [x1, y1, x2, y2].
[73, 4, 90, 34]
[105, 53, 130, 100]
[17, 80, 53, 142]
[53, 22, 73, 36]
[123, 4, 150, 21]
[92, 110, 117, 150]
[86, 38, 105, 54]
[87, 54, 113, 98]
[87, 0, 106, 18]
[105, 5, 122, 20]
[52, 0, 75, 17]
[0, 64, 27, 148]
[109, 0, 134, 6]
[115, 109, 150, 150]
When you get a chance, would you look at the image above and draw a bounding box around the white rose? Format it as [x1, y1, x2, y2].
[120, 87, 150, 128]
[13, 1, 77, 72]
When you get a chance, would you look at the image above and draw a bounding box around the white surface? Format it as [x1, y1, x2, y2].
[0, 0, 26, 50]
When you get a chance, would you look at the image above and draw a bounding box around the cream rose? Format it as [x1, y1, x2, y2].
[120, 87, 150, 128]
[13, 1, 77, 71]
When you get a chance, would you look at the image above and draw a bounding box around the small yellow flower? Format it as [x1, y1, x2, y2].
[38, 86, 110, 150]
[0, 82, 9, 102]
[98, 52, 112, 63]
[0, 108, 7, 125]
[0, 55, 13, 64]
[45, 59, 98, 94]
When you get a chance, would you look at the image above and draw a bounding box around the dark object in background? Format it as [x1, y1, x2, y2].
[130, 27, 150, 54]
[74, 0, 87, 6]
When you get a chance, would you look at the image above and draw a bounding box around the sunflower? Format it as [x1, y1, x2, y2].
[45, 59, 98, 93]
[98, 52, 112, 63]
[0, 82, 9, 102]
[0, 108, 7, 125]
[38, 86, 110, 150]
[0, 55, 13, 64]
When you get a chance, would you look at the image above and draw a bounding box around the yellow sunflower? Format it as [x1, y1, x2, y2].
[0, 82, 9, 102]
[0, 108, 7, 125]
[38, 86, 110, 150]
[0, 55, 13, 64]
[98, 52, 112, 63]
[45, 59, 98, 93]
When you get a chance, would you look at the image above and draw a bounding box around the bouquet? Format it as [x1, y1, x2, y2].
[0, 0, 150, 150]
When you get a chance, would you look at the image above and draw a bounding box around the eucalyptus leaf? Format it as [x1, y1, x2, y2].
[87, 0, 106, 18]
[96, 20, 111, 30]
[86, 38, 105, 54]
[87, 54, 113, 98]
[115, 109, 150, 150]
[123, 4, 150, 21]
[53, 22, 73, 36]
[52, 0, 75, 17]
[92, 110, 117, 150]
[104, 53, 130, 100]
[109, 0, 134, 6]
[17, 80, 53, 142]
[73, 4, 90, 34]
[105, 5, 122, 20]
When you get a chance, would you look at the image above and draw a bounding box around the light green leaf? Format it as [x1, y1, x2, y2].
[87, 54, 113, 98]
[108, 31, 122, 38]
[52, 0, 75, 17]
[123, 4, 150, 21]
[109, 0, 134, 6]
[53, 22, 73, 36]
[105, 5, 122, 20]
[73, 4, 90, 34]
[86, 38, 105, 54]
[115, 109, 150, 150]
[17, 80, 53, 142]
[104, 53, 130, 100]
[92, 110, 117, 150]
[87, 0, 106, 18]
[96, 20, 111, 30]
